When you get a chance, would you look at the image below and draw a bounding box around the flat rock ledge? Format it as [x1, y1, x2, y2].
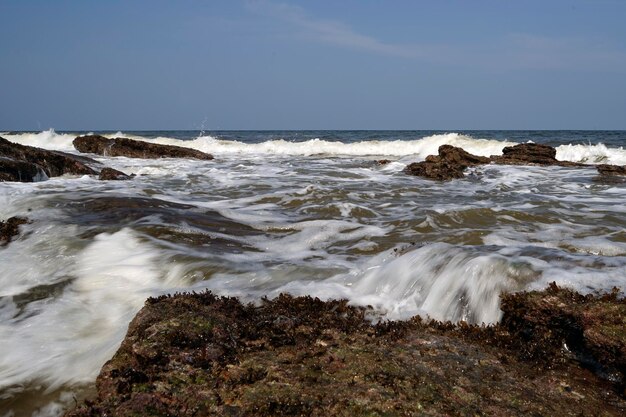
[66, 284, 625, 416]
[405, 143, 619, 180]
[0, 137, 97, 182]
[73, 135, 214, 160]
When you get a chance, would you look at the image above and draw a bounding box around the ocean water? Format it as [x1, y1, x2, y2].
[1, 129, 626, 416]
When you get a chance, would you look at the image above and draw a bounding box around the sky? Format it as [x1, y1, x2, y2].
[1, 0, 626, 131]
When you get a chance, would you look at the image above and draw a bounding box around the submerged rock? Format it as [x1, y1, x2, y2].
[597, 164, 626, 176]
[405, 145, 490, 180]
[0, 137, 96, 182]
[0, 217, 29, 245]
[98, 167, 132, 181]
[66, 286, 626, 416]
[73, 135, 214, 160]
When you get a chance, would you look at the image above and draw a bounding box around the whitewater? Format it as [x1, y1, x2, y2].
[1, 129, 626, 416]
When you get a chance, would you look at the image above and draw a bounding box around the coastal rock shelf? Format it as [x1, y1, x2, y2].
[405, 143, 620, 180]
[73, 135, 214, 160]
[66, 285, 626, 416]
[0, 137, 97, 182]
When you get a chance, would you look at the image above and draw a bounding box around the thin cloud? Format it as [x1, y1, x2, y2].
[245, 1, 626, 72]
[245, 0, 426, 59]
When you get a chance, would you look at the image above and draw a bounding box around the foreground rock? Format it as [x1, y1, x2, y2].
[0, 217, 29, 245]
[98, 167, 132, 181]
[67, 285, 625, 416]
[406, 143, 590, 180]
[73, 135, 213, 160]
[0, 137, 97, 182]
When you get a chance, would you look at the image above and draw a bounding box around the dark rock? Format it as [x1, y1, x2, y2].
[0, 157, 46, 182]
[99, 167, 132, 181]
[66, 287, 626, 416]
[0, 216, 29, 245]
[0, 137, 96, 182]
[405, 145, 490, 180]
[73, 135, 214, 160]
[491, 143, 561, 166]
[597, 164, 626, 176]
[375, 159, 391, 165]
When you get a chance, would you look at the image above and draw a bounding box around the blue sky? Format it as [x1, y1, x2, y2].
[1, 0, 625, 130]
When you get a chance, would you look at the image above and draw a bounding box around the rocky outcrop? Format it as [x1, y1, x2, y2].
[406, 143, 591, 180]
[491, 143, 558, 165]
[99, 167, 132, 181]
[405, 145, 490, 180]
[66, 285, 626, 416]
[73, 135, 213, 160]
[597, 164, 626, 176]
[0, 217, 29, 245]
[0, 137, 97, 182]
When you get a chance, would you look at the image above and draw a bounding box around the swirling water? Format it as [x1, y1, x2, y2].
[1, 129, 625, 416]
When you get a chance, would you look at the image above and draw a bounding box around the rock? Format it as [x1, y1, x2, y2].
[99, 167, 132, 181]
[0, 217, 29, 245]
[597, 164, 626, 176]
[73, 135, 214, 160]
[375, 159, 391, 165]
[491, 143, 559, 165]
[66, 287, 626, 416]
[0, 137, 97, 182]
[0, 157, 47, 182]
[405, 145, 489, 180]
[498, 283, 626, 385]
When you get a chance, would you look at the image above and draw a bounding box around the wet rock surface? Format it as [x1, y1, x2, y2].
[98, 167, 132, 181]
[66, 285, 625, 416]
[405, 145, 490, 180]
[0, 137, 97, 182]
[406, 143, 592, 180]
[0, 217, 29, 245]
[597, 164, 626, 176]
[73, 135, 214, 160]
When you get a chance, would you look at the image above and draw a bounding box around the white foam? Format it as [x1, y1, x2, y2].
[266, 243, 530, 324]
[0, 229, 188, 395]
[556, 143, 626, 165]
[2, 129, 77, 152]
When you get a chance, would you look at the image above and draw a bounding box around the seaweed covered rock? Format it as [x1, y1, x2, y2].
[0, 137, 97, 182]
[66, 287, 626, 416]
[499, 284, 626, 390]
[405, 145, 490, 180]
[73, 135, 213, 160]
[98, 167, 132, 181]
[0, 217, 29, 245]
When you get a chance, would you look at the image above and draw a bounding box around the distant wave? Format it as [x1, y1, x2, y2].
[3, 129, 626, 164]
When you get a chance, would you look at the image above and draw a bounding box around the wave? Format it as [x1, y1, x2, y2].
[3, 129, 626, 163]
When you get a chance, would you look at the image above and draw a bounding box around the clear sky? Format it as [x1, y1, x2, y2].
[1, 0, 626, 130]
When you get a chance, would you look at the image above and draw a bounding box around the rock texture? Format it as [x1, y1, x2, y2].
[66, 285, 625, 416]
[0, 217, 29, 245]
[73, 135, 213, 160]
[0, 137, 96, 182]
[597, 164, 626, 176]
[99, 167, 132, 181]
[405, 145, 490, 180]
[406, 143, 590, 180]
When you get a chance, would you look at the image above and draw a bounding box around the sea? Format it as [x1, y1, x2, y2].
[1, 129, 626, 416]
